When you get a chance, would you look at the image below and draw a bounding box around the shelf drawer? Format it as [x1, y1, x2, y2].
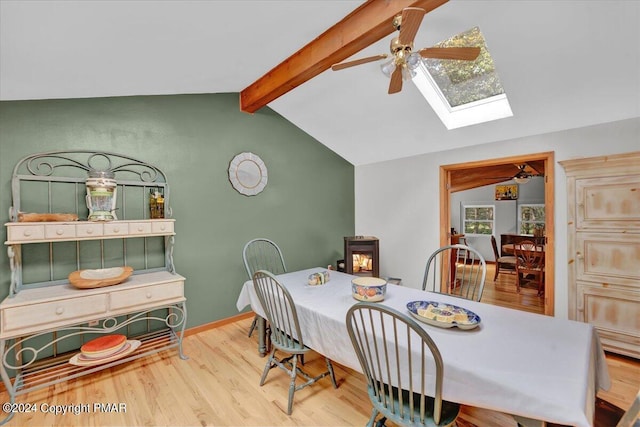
[110, 281, 184, 311]
[151, 221, 173, 234]
[2, 295, 108, 334]
[76, 222, 103, 238]
[103, 222, 129, 236]
[6, 224, 45, 242]
[129, 222, 152, 235]
[45, 224, 76, 239]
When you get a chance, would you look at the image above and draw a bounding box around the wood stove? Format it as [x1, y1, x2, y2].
[342, 236, 379, 277]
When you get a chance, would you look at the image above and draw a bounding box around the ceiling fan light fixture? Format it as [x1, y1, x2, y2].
[406, 52, 422, 70]
[514, 176, 530, 184]
[380, 59, 396, 77]
[401, 65, 417, 81]
[332, 7, 494, 101]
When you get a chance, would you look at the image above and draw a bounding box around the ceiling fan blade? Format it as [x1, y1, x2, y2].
[331, 54, 388, 71]
[524, 162, 543, 176]
[418, 47, 481, 61]
[398, 7, 425, 45]
[388, 68, 403, 94]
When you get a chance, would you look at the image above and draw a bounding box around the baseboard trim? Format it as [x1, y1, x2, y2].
[184, 311, 255, 337]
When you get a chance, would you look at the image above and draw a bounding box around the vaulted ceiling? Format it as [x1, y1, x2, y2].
[1, 1, 638, 166]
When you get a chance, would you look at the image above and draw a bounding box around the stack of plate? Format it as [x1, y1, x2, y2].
[69, 334, 141, 366]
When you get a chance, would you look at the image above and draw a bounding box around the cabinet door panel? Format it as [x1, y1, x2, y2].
[576, 174, 640, 230]
[576, 282, 639, 358]
[576, 232, 640, 288]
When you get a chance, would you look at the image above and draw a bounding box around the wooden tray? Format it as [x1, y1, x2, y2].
[18, 212, 79, 222]
[68, 266, 133, 289]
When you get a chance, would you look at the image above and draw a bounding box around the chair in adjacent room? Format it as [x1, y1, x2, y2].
[252, 270, 338, 415]
[514, 240, 545, 296]
[345, 302, 460, 427]
[490, 235, 518, 282]
[242, 238, 287, 337]
[422, 244, 487, 302]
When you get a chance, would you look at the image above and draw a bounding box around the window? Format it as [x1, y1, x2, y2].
[412, 27, 513, 129]
[463, 205, 494, 235]
[519, 204, 545, 235]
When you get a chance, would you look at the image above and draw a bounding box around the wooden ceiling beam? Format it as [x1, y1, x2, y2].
[239, 0, 449, 113]
[448, 158, 547, 193]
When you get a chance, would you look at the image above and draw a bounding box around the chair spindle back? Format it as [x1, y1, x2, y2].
[346, 302, 448, 426]
[252, 270, 303, 351]
[243, 238, 287, 278]
[422, 244, 487, 302]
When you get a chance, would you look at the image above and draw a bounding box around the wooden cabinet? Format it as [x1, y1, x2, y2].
[0, 151, 187, 419]
[561, 152, 640, 358]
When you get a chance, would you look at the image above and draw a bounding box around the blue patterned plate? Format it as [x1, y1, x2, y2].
[406, 301, 481, 330]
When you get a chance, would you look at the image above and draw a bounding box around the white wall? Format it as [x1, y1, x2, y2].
[354, 117, 640, 318]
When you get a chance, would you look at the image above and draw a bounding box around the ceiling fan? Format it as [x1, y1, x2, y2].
[331, 7, 481, 94]
[487, 164, 544, 184]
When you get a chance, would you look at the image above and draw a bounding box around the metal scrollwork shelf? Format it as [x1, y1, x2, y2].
[1, 151, 188, 425]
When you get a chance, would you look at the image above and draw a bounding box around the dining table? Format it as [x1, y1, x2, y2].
[502, 243, 545, 256]
[236, 267, 610, 427]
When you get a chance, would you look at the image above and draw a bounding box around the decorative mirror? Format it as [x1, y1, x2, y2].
[228, 152, 268, 196]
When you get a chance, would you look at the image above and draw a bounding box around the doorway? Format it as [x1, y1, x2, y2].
[439, 152, 555, 315]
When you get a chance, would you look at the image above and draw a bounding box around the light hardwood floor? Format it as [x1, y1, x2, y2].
[1, 316, 638, 427]
[481, 263, 545, 315]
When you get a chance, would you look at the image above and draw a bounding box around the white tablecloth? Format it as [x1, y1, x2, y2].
[237, 268, 610, 427]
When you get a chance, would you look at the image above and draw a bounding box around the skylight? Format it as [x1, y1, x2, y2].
[412, 27, 513, 129]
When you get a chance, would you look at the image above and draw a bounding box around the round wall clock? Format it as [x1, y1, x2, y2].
[228, 152, 268, 196]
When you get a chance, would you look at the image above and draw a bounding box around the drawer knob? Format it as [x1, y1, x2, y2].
[137, 226, 144, 232]
[159, 225, 166, 230]
[113, 228, 120, 233]
[56, 228, 64, 235]
[146, 292, 152, 299]
[24, 230, 32, 237]
[55, 307, 64, 315]
[86, 228, 94, 234]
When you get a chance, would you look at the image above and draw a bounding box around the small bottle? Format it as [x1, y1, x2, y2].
[150, 190, 165, 219]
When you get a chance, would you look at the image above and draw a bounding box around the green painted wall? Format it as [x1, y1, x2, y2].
[0, 94, 355, 328]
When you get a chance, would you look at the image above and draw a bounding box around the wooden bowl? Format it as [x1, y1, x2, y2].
[69, 266, 133, 289]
